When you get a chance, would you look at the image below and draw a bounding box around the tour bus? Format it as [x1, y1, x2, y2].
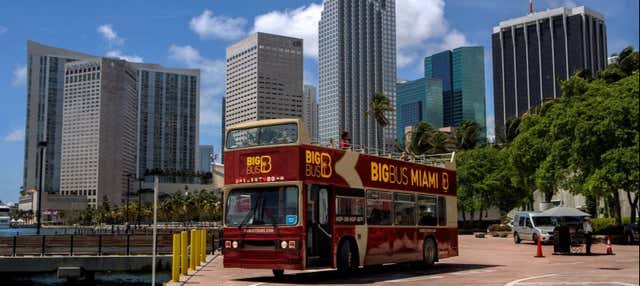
[222, 118, 457, 277]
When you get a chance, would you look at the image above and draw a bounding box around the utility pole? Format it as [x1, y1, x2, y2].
[125, 174, 132, 232]
[36, 141, 47, 235]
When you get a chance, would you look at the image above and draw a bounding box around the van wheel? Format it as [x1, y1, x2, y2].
[422, 239, 436, 267]
[272, 269, 284, 278]
[337, 240, 357, 272]
[514, 232, 521, 244]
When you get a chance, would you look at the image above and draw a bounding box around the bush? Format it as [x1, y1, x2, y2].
[487, 224, 511, 232]
[591, 217, 630, 235]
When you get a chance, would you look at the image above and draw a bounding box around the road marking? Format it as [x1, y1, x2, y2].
[504, 274, 560, 286]
[385, 275, 444, 283]
[450, 269, 497, 275]
[615, 259, 639, 262]
[247, 283, 264, 286]
[517, 283, 637, 285]
[545, 262, 584, 266]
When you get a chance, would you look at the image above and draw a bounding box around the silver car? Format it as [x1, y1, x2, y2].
[513, 212, 556, 244]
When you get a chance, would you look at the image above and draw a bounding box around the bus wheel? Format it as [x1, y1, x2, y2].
[514, 232, 521, 244]
[337, 240, 357, 272]
[423, 239, 436, 267]
[272, 269, 284, 278]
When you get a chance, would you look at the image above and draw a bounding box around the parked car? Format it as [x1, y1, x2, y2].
[623, 221, 639, 244]
[512, 211, 557, 244]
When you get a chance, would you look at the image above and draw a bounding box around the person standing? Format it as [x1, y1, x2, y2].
[583, 217, 593, 255]
[339, 130, 351, 149]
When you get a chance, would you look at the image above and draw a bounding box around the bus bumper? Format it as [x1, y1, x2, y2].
[223, 249, 305, 270]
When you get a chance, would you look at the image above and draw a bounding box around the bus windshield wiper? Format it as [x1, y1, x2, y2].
[238, 192, 264, 229]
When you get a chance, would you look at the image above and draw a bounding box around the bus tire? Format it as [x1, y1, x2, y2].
[514, 232, 521, 244]
[422, 238, 436, 267]
[272, 269, 284, 278]
[337, 239, 358, 273]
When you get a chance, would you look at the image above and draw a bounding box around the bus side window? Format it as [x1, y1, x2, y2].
[366, 190, 392, 225]
[319, 188, 328, 225]
[437, 196, 446, 226]
[335, 188, 365, 225]
[417, 195, 437, 226]
[394, 192, 415, 225]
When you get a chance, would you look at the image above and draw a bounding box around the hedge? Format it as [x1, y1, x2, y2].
[590, 217, 631, 235]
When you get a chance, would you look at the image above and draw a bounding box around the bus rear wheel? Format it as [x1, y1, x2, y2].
[422, 239, 436, 267]
[272, 269, 284, 278]
[337, 240, 357, 273]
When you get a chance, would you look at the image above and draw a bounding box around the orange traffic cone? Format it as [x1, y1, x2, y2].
[606, 235, 613, 255]
[535, 235, 544, 257]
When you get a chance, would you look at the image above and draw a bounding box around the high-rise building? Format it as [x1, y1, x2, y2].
[425, 78, 444, 129]
[302, 85, 319, 141]
[60, 59, 137, 207]
[220, 96, 226, 164]
[23, 41, 96, 195]
[396, 78, 444, 145]
[492, 6, 607, 138]
[424, 47, 486, 138]
[319, 0, 397, 151]
[225, 32, 303, 130]
[133, 64, 200, 177]
[195, 145, 213, 173]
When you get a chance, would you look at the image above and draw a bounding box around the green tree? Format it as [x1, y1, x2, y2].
[407, 122, 451, 155]
[455, 120, 481, 150]
[367, 93, 394, 151]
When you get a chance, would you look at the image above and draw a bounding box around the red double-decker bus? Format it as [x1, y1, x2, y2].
[222, 119, 457, 277]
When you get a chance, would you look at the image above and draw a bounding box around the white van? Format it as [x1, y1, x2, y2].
[513, 211, 557, 244]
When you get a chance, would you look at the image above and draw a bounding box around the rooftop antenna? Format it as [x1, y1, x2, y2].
[529, 0, 533, 14]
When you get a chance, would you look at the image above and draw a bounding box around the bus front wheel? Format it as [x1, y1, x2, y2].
[337, 240, 357, 272]
[272, 269, 284, 278]
[422, 239, 436, 267]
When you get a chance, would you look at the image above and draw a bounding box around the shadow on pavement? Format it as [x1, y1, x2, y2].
[234, 262, 502, 284]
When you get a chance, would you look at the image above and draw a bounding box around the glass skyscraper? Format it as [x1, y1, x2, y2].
[492, 6, 607, 139]
[396, 78, 444, 145]
[319, 0, 397, 151]
[424, 46, 486, 138]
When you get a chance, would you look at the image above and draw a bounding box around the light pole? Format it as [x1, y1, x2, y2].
[36, 141, 47, 235]
[125, 174, 133, 232]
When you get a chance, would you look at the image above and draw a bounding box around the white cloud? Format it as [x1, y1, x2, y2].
[0, 25, 7, 35]
[396, 0, 469, 67]
[97, 24, 124, 47]
[3, 128, 24, 142]
[168, 45, 226, 128]
[11, 65, 26, 86]
[105, 50, 144, 63]
[190, 10, 247, 40]
[252, 4, 322, 59]
[544, 0, 577, 9]
[486, 115, 495, 143]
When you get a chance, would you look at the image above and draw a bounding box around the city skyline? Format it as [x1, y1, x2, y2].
[0, 0, 638, 202]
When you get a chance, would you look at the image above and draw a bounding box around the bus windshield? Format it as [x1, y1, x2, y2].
[226, 123, 298, 149]
[225, 186, 299, 227]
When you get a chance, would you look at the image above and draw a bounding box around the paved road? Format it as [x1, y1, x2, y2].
[182, 235, 639, 286]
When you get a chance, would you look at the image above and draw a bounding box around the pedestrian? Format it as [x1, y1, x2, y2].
[339, 130, 351, 149]
[583, 216, 593, 255]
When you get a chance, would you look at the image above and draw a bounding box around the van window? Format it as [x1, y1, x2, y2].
[518, 216, 525, 226]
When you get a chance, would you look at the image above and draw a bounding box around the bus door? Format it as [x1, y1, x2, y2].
[306, 184, 332, 267]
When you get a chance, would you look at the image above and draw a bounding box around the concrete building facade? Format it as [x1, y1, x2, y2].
[318, 0, 397, 151]
[23, 41, 96, 195]
[302, 85, 319, 142]
[134, 64, 200, 178]
[195, 145, 213, 173]
[492, 6, 607, 139]
[224, 32, 303, 131]
[60, 59, 137, 207]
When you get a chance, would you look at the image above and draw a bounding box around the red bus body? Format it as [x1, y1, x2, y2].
[223, 144, 458, 271]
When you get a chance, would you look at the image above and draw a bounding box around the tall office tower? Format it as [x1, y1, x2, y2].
[220, 96, 225, 164]
[225, 32, 303, 130]
[133, 63, 200, 178]
[60, 59, 137, 207]
[319, 0, 397, 151]
[424, 47, 486, 138]
[23, 41, 96, 194]
[195, 145, 213, 173]
[302, 85, 319, 141]
[396, 78, 444, 145]
[492, 6, 607, 138]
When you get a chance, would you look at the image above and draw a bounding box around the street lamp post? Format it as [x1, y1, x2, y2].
[125, 174, 132, 232]
[36, 141, 47, 235]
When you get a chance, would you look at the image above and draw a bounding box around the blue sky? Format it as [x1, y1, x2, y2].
[0, 0, 637, 203]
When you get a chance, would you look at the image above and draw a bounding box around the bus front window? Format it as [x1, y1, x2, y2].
[226, 123, 298, 149]
[225, 186, 299, 227]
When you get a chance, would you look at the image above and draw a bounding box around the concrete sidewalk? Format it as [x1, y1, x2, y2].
[165, 253, 220, 286]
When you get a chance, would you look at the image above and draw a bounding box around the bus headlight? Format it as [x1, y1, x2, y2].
[280, 241, 288, 249]
[232, 241, 239, 249]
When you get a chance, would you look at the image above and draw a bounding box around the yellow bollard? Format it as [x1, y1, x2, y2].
[189, 229, 197, 271]
[171, 233, 180, 282]
[194, 229, 201, 267]
[181, 231, 188, 276]
[201, 229, 206, 263]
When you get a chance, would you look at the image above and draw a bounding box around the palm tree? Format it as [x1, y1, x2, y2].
[366, 93, 395, 152]
[455, 120, 481, 150]
[408, 122, 451, 155]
